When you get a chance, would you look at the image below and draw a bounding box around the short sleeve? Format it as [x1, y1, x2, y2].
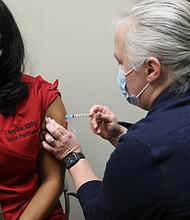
[24, 75, 61, 119]
[39, 77, 60, 108]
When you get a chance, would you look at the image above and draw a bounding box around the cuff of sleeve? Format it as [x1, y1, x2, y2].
[118, 121, 133, 129]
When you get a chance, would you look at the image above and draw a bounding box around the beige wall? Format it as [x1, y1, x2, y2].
[5, 0, 145, 219]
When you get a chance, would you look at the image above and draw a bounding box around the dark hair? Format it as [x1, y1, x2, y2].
[0, 0, 28, 116]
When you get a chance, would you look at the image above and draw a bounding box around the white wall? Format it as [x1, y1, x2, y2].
[6, 1, 145, 219]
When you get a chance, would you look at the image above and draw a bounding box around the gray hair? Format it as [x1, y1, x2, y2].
[117, 0, 190, 94]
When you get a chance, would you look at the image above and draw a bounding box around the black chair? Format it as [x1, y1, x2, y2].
[63, 178, 78, 220]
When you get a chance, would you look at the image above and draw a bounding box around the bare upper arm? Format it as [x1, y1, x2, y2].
[41, 95, 67, 134]
[39, 95, 67, 183]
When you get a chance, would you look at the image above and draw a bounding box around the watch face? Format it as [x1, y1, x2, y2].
[64, 152, 85, 169]
[64, 153, 78, 169]
[65, 153, 77, 164]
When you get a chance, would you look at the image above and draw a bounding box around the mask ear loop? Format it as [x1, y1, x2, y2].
[136, 83, 150, 98]
[124, 60, 149, 98]
[119, 64, 134, 76]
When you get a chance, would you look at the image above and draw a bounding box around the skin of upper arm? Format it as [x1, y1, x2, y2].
[41, 95, 67, 134]
[40, 95, 67, 182]
[40, 95, 67, 209]
[19, 96, 67, 219]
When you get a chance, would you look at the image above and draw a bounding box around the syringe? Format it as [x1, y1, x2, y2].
[65, 113, 89, 119]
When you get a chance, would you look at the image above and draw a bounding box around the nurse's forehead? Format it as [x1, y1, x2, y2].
[114, 32, 127, 62]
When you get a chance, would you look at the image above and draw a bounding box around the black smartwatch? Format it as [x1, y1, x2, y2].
[63, 152, 85, 169]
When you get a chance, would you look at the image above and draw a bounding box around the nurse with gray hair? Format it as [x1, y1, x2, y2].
[43, 0, 190, 219]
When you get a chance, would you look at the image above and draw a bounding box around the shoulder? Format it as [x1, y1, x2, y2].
[22, 74, 60, 95]
[22, 74, 57, 87]
[22, 74, 46, 90]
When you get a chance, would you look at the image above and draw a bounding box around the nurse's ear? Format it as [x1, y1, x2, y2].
[145, 57, 161, 83]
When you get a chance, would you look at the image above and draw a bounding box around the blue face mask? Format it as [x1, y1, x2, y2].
[117, 64, 150, 107]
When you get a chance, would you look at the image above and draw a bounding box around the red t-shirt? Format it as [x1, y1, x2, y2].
[0, 74, 66, 220]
